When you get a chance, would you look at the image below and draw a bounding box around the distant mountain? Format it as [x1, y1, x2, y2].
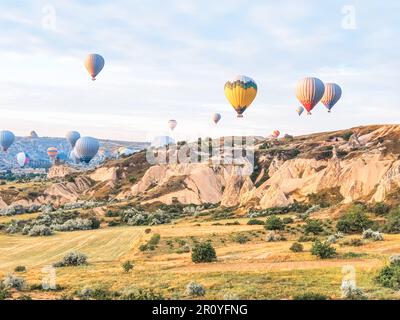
[0, 136, 149, 170]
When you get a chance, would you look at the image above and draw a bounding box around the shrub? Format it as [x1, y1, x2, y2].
[370, 202, 390, 216]
[186, 282, 205, 297]
[311, 240, 336, 259]
[293, 292, 328, 300]
[3, 274, 25, 290]
[362, 229, 384, 241]
[191, 241, 217, 263]
[290, 242, 303, 253]
[122, 261, 134, 273]
[77, 288, 115, 300]
[28, 225, 53, 236]
[342, 131, 353, 141]
[247, 219, 264, 225]
[383, 208, 400, 234]
[298, 235, 318, 242]
[148, 234, 161, 246]
[341, 283, 367, 300]
[265, 231, 284, 242]
[376, 256, 400, 290]
[120, 288, 164, 300]
[145, 228, 151, 234]
[341, 238, 364, 247]
[303, 219, 324, 235]
[14, 266, 26, 272]
[0, 287, 11, 300]
[233, 233, 249, 244]
[53, 251, 87, 267]
[282, 217, 294, 225]
[336, 205, 373, 234]
[265, 216, 285, 231]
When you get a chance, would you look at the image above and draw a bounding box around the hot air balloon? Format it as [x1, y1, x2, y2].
[168, 120, 177, 131]
[296, 106, 304, 116]
[74, 137, 99, 164]
[224, 75, 257, 117]
[47, 147, 58, 160]
[16, 152, 30, 168]
[321, 83, 342, 113]
[272, 130, 280, 139]
[212, 113, 221, 124]
[295, 77, 325, 115]
[84, 54, 105, 81]
[66, 131, 81, 148]
[0, 130, 15, 152]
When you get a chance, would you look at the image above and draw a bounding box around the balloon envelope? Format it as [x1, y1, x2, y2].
[66, 131, 81, 148]
[296, 106, 304, 116]
[84, 54, 105, 80]
[168, 120, 177, 131]
[212, 113, 221, 124]
[272, 130, 280, 138]
[16, 152, 30, 167]
[321, 83, 342, 112]
[0, 130, 15, 151]
[224, 75, 257, 117]
[47, 147, 58, 159]
[75, 137, 99, 164]
[295, 77, 325, 114]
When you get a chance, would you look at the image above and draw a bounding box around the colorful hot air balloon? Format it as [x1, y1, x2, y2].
[212, 113, 221, 124]
[296, 106, 304, 116]
[321, 83, 342, 113]
[74, 137, 99, 164]
[16, 152, 30, 167]
[272, 130, 280, 138]
[168, 120, 177, 131]
[295, 77, 325, 115]
[47, 147, 58, 160]
[224, 75, 257, 118]
[66, 131, 81, 148]
[0, 130, 15, 151]
[84, 54, 105, 81]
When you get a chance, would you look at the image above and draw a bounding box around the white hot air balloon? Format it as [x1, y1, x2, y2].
[212, 113, 221, 124]
[296, 106, 304, 116]
[168, 120, 177, 131]
[16, 152, 30, 167]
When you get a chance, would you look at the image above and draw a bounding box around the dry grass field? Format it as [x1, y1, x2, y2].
[1, 215, 399, 300]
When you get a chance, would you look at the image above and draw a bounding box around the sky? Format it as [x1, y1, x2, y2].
[0, 0, 399, 142]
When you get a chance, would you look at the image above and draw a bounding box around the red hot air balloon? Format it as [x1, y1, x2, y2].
[295, 77, 325, 115]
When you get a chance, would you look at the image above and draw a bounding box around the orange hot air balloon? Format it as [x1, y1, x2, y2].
[321, 83, 342, 113]
[47, 147, 58, 160]
[295, 77, 325, 115]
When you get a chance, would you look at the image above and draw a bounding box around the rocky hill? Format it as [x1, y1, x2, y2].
[1, 125, 400, 210]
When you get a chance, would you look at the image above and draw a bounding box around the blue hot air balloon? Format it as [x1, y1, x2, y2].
[66, 131, 81, 148]
[0, 130, 15, 151]
[84, 54, 105, 81]
[74, 136, 99, 163]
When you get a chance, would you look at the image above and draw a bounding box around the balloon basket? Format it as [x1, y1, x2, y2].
[237, 114, 243, 118]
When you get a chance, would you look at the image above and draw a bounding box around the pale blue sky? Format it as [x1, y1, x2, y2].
[0, 0, 399, 141]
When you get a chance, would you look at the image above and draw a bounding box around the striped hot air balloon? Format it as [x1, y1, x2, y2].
[0, 130, 15, 151]
[168, 120, 177, 131]
[74, 137, 99, 164]
[321, 83, 342, 113]
[66, 131, 81, 148]
[224, 75, 257, 118]
[295, 77, 325, 115]
[212, 113, 221, 124]
[272, 130, 280, 139]
[84, 54, 105, 81]
[47, 147, 58, 160]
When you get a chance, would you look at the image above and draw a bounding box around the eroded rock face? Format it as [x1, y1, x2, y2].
[47, 165, 79, 179]
[89, 167, 118, 182]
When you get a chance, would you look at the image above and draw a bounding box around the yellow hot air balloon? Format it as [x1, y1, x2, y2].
[224, 75, 257, 118]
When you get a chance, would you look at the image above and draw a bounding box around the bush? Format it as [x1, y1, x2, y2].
[341, 238, 364, 247]
[303, 219, 324, 235]
[3, 274, 25, 290]
[265, 216, 285, 231]
[122, 261, 134, 273]
[336, 205, 373, 234]
[233, 233, 249, 244]
[290, 242, 303, 253]
[0, 287, 11, 300]
[54, 251, 87, 267]
[293, 292, 328, 300]
[28, 225, 53, 236]
[282, 217, 294, 225]
[311, 240, 336, 259]
[298, 235, 318, 242]
[186, 282, 205, 297]
[362, 229, 384, 241]
[342, 131, 353, 141]
[383, 208, 400, 233]
[376, 256, 400, 290]
[247, 219, 264, 225]
[120, 288, 164, 300]
[370, 202, 390, 216]
[77, 288, 115, 300]
[191, 241, 217, 263]
[341, 283, 367, 300]
[14, 266, 26, 272]
[265, 231, 284, 242]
